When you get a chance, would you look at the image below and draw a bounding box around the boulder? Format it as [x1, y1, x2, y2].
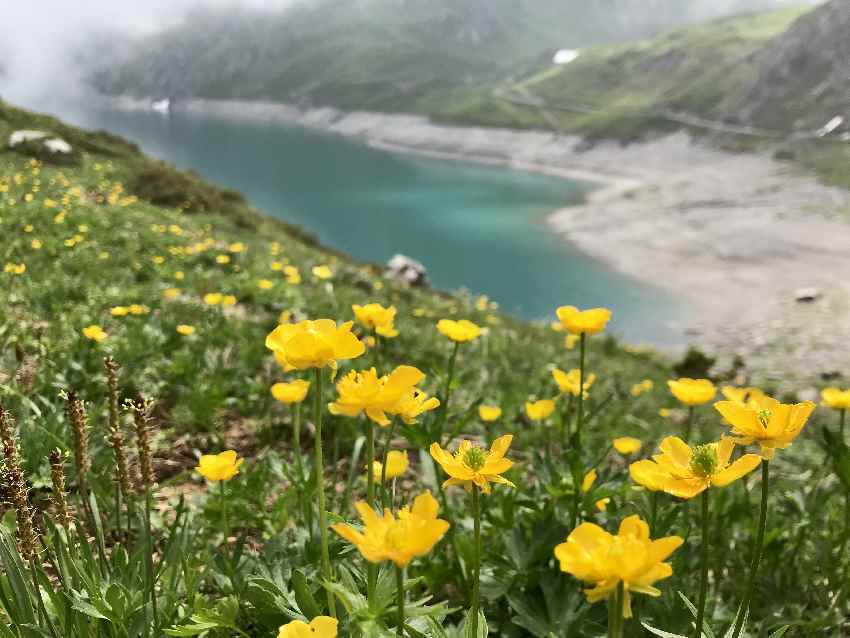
[385, 254, 429, 287]
[8, 129, 78, 165]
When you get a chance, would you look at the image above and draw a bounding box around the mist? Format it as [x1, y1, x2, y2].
[0, 0, 301, 107]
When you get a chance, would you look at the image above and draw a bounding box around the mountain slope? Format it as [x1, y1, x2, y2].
[89, 0, 808, 112]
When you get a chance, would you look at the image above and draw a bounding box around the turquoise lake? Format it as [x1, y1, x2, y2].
[36, 102, 687, 346]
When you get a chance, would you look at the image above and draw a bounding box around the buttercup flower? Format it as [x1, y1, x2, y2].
[668, 378, 716, 406]
[552, 368, 596, 397]
[565, 334, 579, 350]
[328, 365, 429, 426]
[613, 437, 642, 455]
[312, 265, 333, 279]
[277, 618, 337, 638]
[176, 324, 196, 336]
[204, 292, 223, 305]
[82, 325, 107, 342]
[714, 394, 815, 459]
[629, 436, 760, 498]
[163, 287, 180, 299]
[266, 319, 365, 371]
[430, 435, 515, 494]
[555, 306, 612, 336]
[630, 379, 654, 397]
[371, 450, 409, 482]
[478, 405, 502, 422]
[222, 295, 237, 306]
[392, 388, 440, 424]
[196, 450, 244, 482]
[526, 399, 556, 421]
[582, 469, 597, 493]
[595, 497, 611, 512]
[271, 379, 311, 404]
[258, 279, 274, 290]
[353, 303, 396, 330]
[821, 387, 850, 411]
[436, 319, 481, 343]
[332, 491, 449, 567]
[554, 515, 683, 617]
[110, 306, 130, 317]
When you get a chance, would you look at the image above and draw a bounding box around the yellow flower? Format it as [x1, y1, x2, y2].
[629, 436, 761, 498]
[371, 450, 409, 482]
[376, 323, 399, 338]
[525, 399, 556, 421]
[215, 254, 231, 264]
[328, 365, 427, 426]
[595, 497, 611, 512]
[552, 368, 596, 397]
[152, 255, 166, 265]
[613, 437, 642, 455]
[353, 303, 395, 328]
[175, 271, 185, 281]
[436, 319, 481, 343]
[163, 288, 181, 300]
[110, 306, 130, 317]
[659, 408, 671, 418]
[333, 491, 449, 567]
[630, 379, 654, 397]
[82, 325, 107, 342]
[555, 306, 612, 336]
[128, 304, 149, 315]
[222, 295, 237, 306]
[392, 389, 441, 424]
[721, 386, 767, 406]
[204, 292, 223, 305]
[554, 515, 683, 618]
[176, 325, 196, 336]
[23, 224, 33, 233]
[714, 394, 815, 460]
[277, 618, 338, 638]
[478, 405, 502, 422]
[228, 242, 245, 253]
[4, 262, 26, 275]
[582, 469, 597, 493]
[667, 378, 716, 407]
[270, 379, 311, 404]
[30, 239, 42, 250]
[258, 279, 274, 290]
[266, 319, 365, 371]
[284, 265, 302, 285]
[312, 265, 333, 279]
[196, 450, 244, 482]
[475, 295, 489, 311]
[279, 310, 292, 324]
[429, 435, 515, 494]
[271, 261, 283, 271]
[821, 387, 850, 411]
[565, 334, 579, 349]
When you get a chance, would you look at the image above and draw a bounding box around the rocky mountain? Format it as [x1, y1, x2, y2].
[88, 0, 809, 111]
[723, 0, 849, 131]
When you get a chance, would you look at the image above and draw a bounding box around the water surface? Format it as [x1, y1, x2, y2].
[33, 101, 687, 345]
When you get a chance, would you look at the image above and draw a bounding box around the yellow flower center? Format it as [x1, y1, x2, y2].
[689, 444, 717, 478]
[463, 447, 487, 471]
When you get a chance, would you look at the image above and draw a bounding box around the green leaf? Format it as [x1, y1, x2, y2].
[768, 626, 790, 638]
[292, 570, 322, 619]
[640, 622, 688, 638]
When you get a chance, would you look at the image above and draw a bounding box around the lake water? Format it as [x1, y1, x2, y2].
[32, 101, 687, 346]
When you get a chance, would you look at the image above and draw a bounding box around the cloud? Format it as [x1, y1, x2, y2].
[0, 0, 302, 106]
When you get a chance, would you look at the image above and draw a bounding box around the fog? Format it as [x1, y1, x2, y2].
[0, 1, 301, 106]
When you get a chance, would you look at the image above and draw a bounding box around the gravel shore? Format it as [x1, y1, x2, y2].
[119, 97, 850, 388]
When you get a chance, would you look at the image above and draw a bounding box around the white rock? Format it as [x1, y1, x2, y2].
[8, 129, 48, 147]
[44, 138, 72, 154]
[794, 287, 821, 303]
[385, 254, 428, 287]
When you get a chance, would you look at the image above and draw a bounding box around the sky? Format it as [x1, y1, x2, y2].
[0, 1, 301, 105]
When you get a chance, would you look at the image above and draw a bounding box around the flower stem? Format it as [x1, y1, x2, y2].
[380, 423, 397, 508]
[470, 485, 481, 637]
[650, 490, 659, 532]
[609, 581, 625, 638]
[576, 333, 586, 449]
[313, 369, 337, 618]
[841, 409, 846, 439]
[220, 480, 229, 545]
[144, 487, 158, 629]
[293, 402, 304, 482]
[695, 489, 710, 638]
[366, 421, 377, 605]
[437, 342, 460, 443]
[396, 565, 405, 637]
[687, 406, 695, 441]
[731, 460, 769, 638]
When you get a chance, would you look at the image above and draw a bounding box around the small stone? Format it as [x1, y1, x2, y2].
[794, 287, 821, 303]
[385, 254, 429, 287]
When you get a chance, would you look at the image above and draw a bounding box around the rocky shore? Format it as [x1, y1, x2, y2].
[111, 96, 850, 389]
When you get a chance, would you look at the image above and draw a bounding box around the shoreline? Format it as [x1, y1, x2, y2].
[107, 96, 850, 388]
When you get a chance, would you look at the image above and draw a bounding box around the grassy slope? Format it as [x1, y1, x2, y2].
[435, 6, 850, 189]
[1, 100, 846, 636]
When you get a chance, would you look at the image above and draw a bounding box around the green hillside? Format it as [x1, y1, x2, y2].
[2, 100, 847, 636]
